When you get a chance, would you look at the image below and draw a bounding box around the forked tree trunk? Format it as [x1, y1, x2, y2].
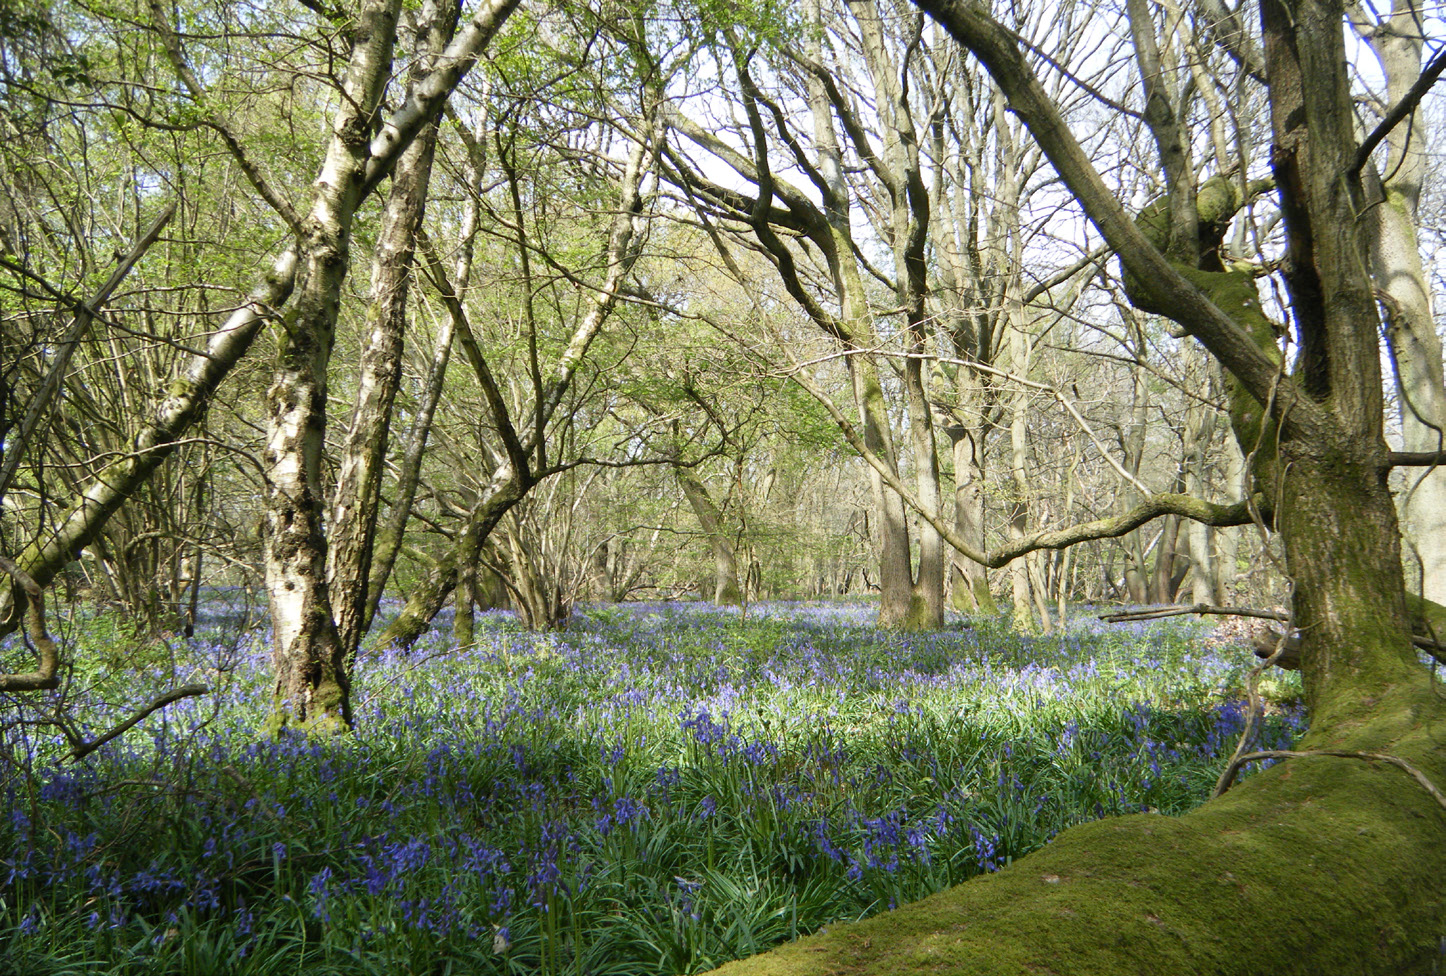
[263, 0, 404, 734]
[948, 427, 995, 613]
[262, 0, 518, 731]
[328, 0, 458, 660]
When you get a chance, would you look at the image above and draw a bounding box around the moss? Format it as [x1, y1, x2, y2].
[898, 593, 941, 631]
[1194, 174, 1241, 228]
[716, 579, 745, 608]
[167, 375, 197, 400]
[708, 681, 1446, 976]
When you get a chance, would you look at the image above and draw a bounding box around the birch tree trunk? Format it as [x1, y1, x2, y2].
[262, 0, 519, 732]
[262, 0, 406, 733]
[327, 0, 458, 660]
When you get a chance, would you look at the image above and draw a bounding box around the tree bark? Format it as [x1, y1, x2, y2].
[328, 0, 458, 660]
[1357, 0, 1446, 603]
[262, 0, 404, 734]
[262, 0, 519, 732]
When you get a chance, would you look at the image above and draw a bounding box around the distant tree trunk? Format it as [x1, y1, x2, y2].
[676, 466, 743, 607]
[1356, 0, 1446, 603]
[948, 426, 995, 612]
[452, 518, 479, 648]
[1149, 512, 1185, 603]
[497, 517, 570, 631]
[1216, 412, 1247, 599]
[1184, 354, 1221, 604]
[1007, 355, 1041, 632]
[375, 467, 528, 650]
[852, 0, 946, 630]
[1120, 311, 1152, 604]
[797, 8, 916, 627]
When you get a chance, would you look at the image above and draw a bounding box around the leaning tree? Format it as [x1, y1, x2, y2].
[711, 0, 1446, 971]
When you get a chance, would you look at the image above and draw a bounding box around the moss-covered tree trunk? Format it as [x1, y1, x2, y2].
[713, 0, 1446, 971]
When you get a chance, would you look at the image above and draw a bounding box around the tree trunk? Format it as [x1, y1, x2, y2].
[374, 466, 528, 650]
[1359, 0, 1446, 603]
[452, 517, 478, 649]
[328, 0, 457, 659]
[948, 426, 995, 613]
[263, 0, 519, 730]
[1120, 312, 1152, 604]
[676, 465, 743, 607]
[263, 0, 405, 734]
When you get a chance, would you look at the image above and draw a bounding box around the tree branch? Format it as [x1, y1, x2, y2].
[0, 555, 59, 692]
[1351, 42, 1446, 179]
[786, 360, 1254, 568]
[65, 684, 210, 761]
[911, 0, 1335, 444]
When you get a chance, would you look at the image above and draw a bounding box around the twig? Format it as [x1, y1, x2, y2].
[1215, 749, 1446, 814]
[0, 202, 176, 499]
[1350, 42, 1446, 179]
[1212, 628, 1291, 797]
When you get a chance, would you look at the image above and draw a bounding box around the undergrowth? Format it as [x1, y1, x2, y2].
[0, 601, 1302, 975]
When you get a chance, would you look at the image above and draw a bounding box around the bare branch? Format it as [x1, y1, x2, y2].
[66, 684, 211, 761]
[0, 555, 59, 692]
[1351, 42, 1446, 179]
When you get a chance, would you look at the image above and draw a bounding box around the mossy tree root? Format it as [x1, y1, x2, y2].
[710, 682, 1446, 976]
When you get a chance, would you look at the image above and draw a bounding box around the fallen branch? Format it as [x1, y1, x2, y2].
[1096, 603, 1446, 670]
[0, 554, 60, 692]
[1098, 603, 1288, 624]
